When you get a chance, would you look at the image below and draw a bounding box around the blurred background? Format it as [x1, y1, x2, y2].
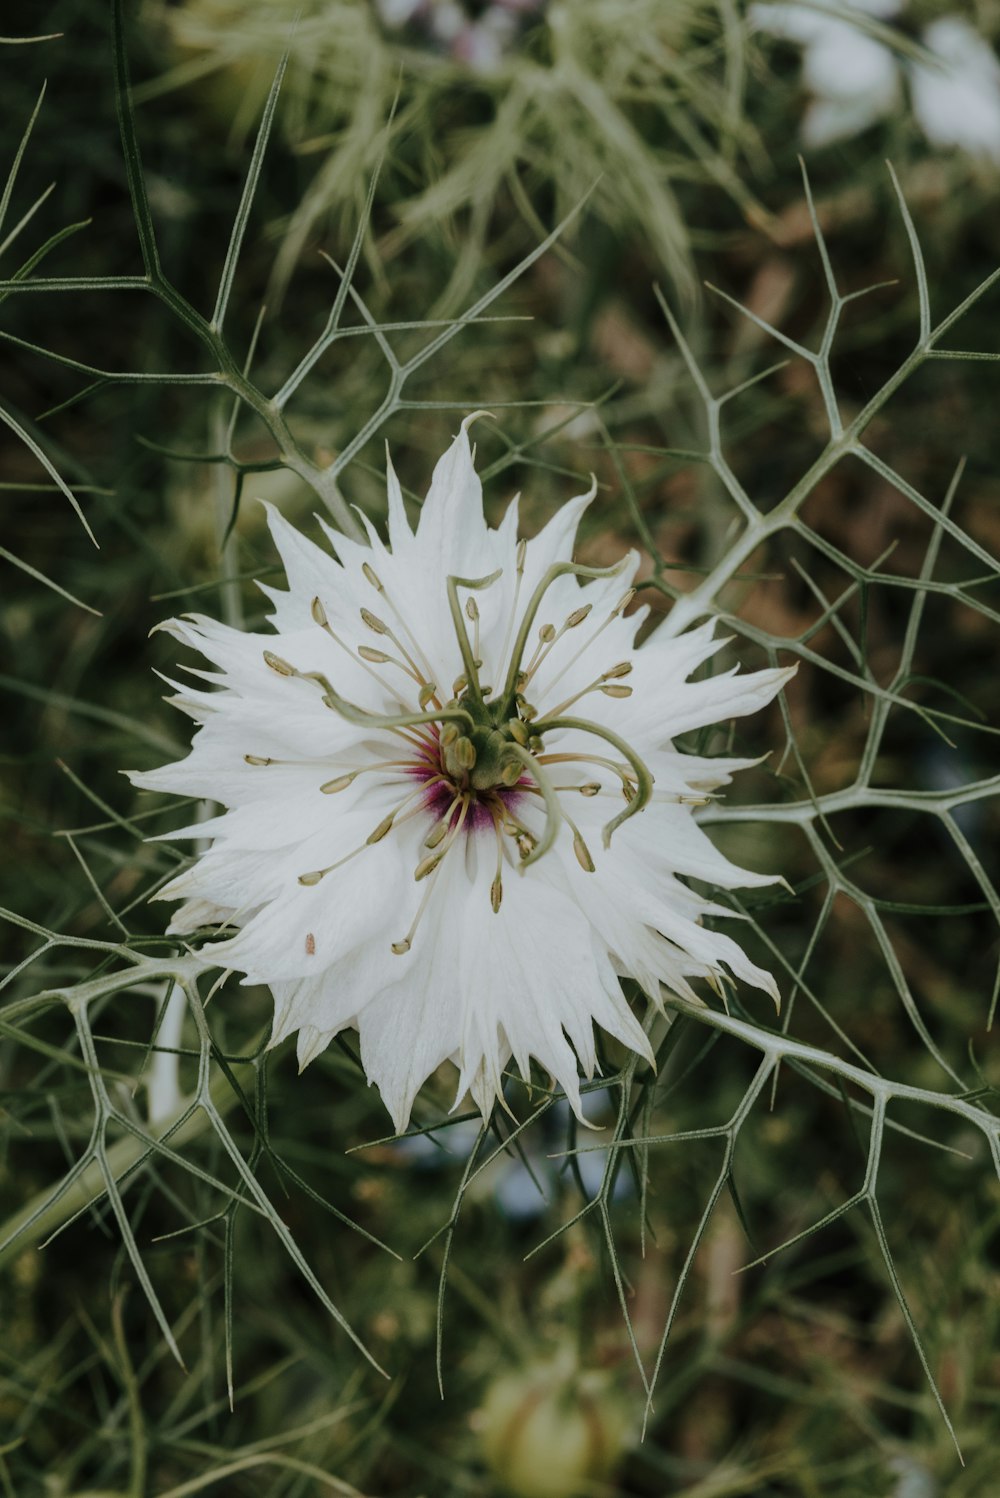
[1, 1, 999, 1494]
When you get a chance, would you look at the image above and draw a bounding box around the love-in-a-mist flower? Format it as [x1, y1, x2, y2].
[752, 1, 1000, 163]
[131, 421, 793, 1132]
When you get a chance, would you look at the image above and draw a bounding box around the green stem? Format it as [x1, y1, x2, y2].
[445, 570, 502, 707]
[505, 744, 563, 868]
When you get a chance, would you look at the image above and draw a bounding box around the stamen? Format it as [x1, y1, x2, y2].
[320, 758, 422, 794]
[298, 844, 366, 885]
[367, 779, 446, 845]
[518, 601, 595, 693]
[539, 589, 636, 700]
[414, 796, 470, 880]
[520, 788, 595, 870]
[536, 751, 638, 800]
[309, 598, 412, 715]
[530, 713, 653, 847]
[391, 871, 439, 955]
[490, 810, 505, 913]
[571, 827, 595, 873]
[498, 557, 629, 715]
[361, 604, 438, 700]
[542, 673, 631, 719]
[360, 572, 442, 698]
[425, 794, 462, 848]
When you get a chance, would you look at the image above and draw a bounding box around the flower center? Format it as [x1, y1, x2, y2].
[253, 549, 659, 954]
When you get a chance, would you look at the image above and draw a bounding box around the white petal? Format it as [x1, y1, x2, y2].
[911, 18, 1000, 165]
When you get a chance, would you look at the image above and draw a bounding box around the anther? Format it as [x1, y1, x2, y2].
[361, 608, 388, 634]
[310, 596, 328, 626]
[601, 683, 633, 699]
[263, 650, 296, 676]
[573, 829, 596, 873]
[298, 868, 327, 886]
[465, 598, 479, 621]
[391, 938, 411, 955]
[414, 851, 444, 881]
[363, 562, 384, 592]
[244, 754, 274, 766]
[491, 875, 503, 913]
[358, 645, 392, 664]
[321, 772, 357, 793]
[507, 718, 529, 746]
[566, 604, 592, 628]
[580, 783, 601, 796]
[499, 759, 522, 787]
[440, 723, 460, 748]
[516, 539, 526, 574]
[527, 735, 544, 753]
[612, 588, 636, 617]
[539, 623, 556, 643]
[453, 737, 476, 770]
[367, 812, 397, 844]
[425, 820, 451, 849]
[452, 674, 468, 696]
[603, 662, 633, 680]
[419, 683, 438, 708]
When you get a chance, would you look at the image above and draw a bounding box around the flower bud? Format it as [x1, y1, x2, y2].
[478, 1360, 629, 1498]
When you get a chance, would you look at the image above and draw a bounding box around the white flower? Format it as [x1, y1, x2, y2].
[910, 17, 1000, 164]
[752, 2, 1000, 163]
[131, 422, 793, 1133]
